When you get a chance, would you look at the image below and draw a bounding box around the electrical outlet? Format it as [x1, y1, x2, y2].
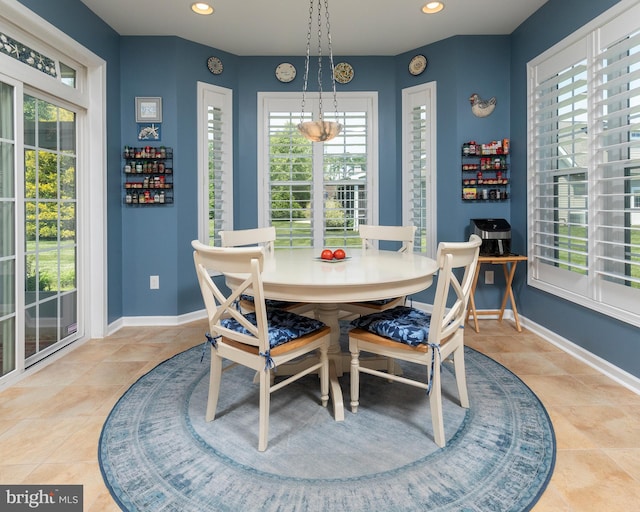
[150, 275, 160, 289]
[485, 270, 494, 285]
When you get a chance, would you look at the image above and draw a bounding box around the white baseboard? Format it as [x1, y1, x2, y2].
[109, 309, 207, 333]
[519, 316, 640, 396]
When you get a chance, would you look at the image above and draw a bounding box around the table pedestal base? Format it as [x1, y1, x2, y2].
[266, 304, 403, 422]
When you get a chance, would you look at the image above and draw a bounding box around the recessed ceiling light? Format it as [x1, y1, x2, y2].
[422, 1, 444, 14]
[191, 2, 214, 15]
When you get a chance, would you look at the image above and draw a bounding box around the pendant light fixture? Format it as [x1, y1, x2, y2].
[298, 0, 342, 142]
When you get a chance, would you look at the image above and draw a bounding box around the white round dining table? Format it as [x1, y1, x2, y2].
[224, 247, 438, 421]
[258, 248, 437, 301]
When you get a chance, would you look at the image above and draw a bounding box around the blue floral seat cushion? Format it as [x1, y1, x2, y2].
[240, 293, 297, 310]
[350, 306, 432, 347]
[221, 309, 325, 349]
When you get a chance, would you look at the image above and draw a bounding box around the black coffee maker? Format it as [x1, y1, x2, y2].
[470, 218, 511, 256]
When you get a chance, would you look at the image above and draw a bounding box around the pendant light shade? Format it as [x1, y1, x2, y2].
[298, 120, 342, 142]
[298, 0, 342, 142]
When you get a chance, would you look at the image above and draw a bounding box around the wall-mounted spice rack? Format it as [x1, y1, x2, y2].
[461, 139, 509, 201]
[123, 146, 173, 206]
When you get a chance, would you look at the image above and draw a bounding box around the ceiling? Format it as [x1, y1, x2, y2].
[78, 0, 548, 57]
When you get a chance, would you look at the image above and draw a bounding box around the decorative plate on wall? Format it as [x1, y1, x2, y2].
[207, 56, 223, 75]
[275, 62, 296, 83]
[334, 62, 354, 84]
[409, 54, 428, 76]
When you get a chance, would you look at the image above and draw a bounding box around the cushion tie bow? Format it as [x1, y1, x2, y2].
[200, 332, 221, 362]
[259, 350, 276, 371]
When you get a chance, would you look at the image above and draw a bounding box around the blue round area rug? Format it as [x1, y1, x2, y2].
[99, 334, 555, 511]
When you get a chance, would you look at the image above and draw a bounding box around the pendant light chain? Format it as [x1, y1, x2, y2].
[323, 0, 340, 121]
[300, 0, 314, 125]
[316, 0, 324, 121]
[298, 0, 342, 142]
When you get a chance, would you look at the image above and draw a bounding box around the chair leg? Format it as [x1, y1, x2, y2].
[429, 359, 445, 448]
[320, 345, 329, 407]
[349, 345, 360, 413]
[205, 350, 223, 422]
[258, 369, 271, 452]
[453, 345, 470, 408]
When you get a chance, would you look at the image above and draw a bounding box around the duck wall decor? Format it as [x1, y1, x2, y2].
[469, 93, 497, 118]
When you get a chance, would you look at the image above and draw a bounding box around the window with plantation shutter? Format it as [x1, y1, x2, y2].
[258, 93, 377, 249]
[530, 53, 589, 286]
[197, 83, 232, 247]
[402, 83, 437, 257]
[527, 0, 640, 327]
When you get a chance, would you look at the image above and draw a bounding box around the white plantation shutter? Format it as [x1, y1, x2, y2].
[527, 1, 640, 327]
[208, 105, 226, 245]
[402, 83, 436, 256]
[198, 83, 232, 247]
[267, 109, 314, 247]
[530, 56, 589, 289]
[322, 110, 369, 247]
[594, 25, 640, 309]
[259, 93, 377, 249]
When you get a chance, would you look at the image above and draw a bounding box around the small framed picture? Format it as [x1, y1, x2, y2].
[135, 97, 162, 123]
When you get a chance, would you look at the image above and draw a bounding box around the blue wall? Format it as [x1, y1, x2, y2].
[18, 0, 638, 378]
[395, 35, 512, 307]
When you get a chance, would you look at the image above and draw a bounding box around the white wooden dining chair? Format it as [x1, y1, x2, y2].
[220, 227, 314, 314]
[192, 240, 331, 451]
[220, 226, 276, 254]
[340, 224, 417, 317]
[348, 234, 481, 447]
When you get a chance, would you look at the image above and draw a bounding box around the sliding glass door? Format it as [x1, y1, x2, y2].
[23, 94, 78, 364]
[0, 79, 80, 378]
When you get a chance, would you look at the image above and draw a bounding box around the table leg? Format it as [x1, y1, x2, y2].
[329, 362, 344, 421]
[313, 304, 345, 421]
[466, 262, 482, 332]
[500, 262, 522, 332]
[498, 263, 509, 321]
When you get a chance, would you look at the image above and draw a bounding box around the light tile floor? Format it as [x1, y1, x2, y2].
[0, 319, 638, 511]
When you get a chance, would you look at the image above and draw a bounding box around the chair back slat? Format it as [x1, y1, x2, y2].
[428, 235, 481, 345]
[192, 241, 270, 350]
[359, 224, 416, 252]
[220, 226, 276, 255]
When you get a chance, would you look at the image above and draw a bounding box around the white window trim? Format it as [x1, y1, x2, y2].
[527, 0, 640, 328]
[196, 81, 233, 245]
[257, 91, 378, 243]
[401, 82, 437, 258]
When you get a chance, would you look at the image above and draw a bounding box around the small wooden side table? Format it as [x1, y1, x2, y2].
[466, 254, 528, 333]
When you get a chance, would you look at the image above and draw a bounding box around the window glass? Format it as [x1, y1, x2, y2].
[59, 62, 76, 88]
